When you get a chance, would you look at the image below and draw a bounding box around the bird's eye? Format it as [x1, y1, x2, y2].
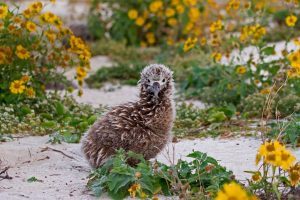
[147, 79, 150, 83]
[162, 79, 165, 82]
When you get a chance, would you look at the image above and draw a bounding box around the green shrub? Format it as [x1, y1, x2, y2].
[85, 63, 144, 88]
[239, 93, 275, 118]
[268, 115, 300, 147]
[0, 93, 105, 143]
[87, 149, 234, 199]
[173, 103, 235, 137]
[277, 94, 300, 117]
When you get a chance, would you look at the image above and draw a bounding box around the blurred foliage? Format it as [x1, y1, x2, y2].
[88, 149, 234, 199]
[268, 114, 300, 147]
[86, 63, 143, 88]
[173, 103, 238, 138]
[0, 93, 105, 143]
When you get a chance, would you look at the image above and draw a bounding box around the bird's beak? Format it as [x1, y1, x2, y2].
[151, 82, 160, 97]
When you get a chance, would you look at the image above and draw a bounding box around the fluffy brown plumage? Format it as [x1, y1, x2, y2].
[82, 64, 175, 168]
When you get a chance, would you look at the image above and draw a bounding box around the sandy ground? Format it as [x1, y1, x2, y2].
[1, 136, 300, 200]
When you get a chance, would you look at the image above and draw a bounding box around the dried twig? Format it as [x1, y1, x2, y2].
[0, 167, 12, 180]
[40, 146, 77, 160]
[0, 167, 9, 175]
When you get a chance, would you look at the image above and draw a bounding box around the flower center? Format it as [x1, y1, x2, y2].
[281, 153, 290, 161]
[266, 143, 275, 152]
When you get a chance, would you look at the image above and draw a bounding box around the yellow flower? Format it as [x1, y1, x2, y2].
[287, 50, 300, 69]
[286, 15, 297, 27]
[26, 21, 37, 32]
[128, 9, 138, 20]
[167, 37, 174, 46]
[200, 37, 207, 46]
[140, 192, 147, 199]
[292, 38, 300, 46]
[258, 140, 283, 157]
[0, 51, 5, 64]
[210, 20, 223, 33]
[23, 9, 32, 19]
[215, 182, 251, 200]
[79, 49, 91, 63]
[240, 24, 266, 44]
[45, 31, 56, 43]
[183, 37, 197, 52]
[171, 0, 180, 5]
[244, 2, 251, 9]
[15, 45, 30, 60]
[226, 0, 240, 11]
[289, 164, 300, 186]
[13, 16, 22, 24]
[149, 1, 163, 13]
[167, 18, 177, 26]
[76, 66, 87, 80]
[146, 32, 156, 44]
[188, 7, 200, 22]
[29, 2, 43, 14]
[287, 68, 300, 78]
[184, 0, 197, 6]
[25, 87, 36, 98]
[176, 4, 185, 14]
[252, 172, 261, 182]
[260, 88, 271, 94]
[165, 8, 175, 17]
[50, 0, 56, 4]
[21, 75, 30, 83]
[236, 66, 247, 75]
[277, 149, 296, 170]
[0, 5, 8, 19]
[135, 17, 145, 26]
[211, 52, 222, 62]
[10, 80, 25, 94]
[128, 183, 141, 198]
[264, 152, 279, 166]
[184, 22, 194, 34]
[40, 12, 57, 24]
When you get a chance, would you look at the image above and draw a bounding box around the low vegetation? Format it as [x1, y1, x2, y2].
[0, 93, 105, 143]
[88, 149, 235, 199]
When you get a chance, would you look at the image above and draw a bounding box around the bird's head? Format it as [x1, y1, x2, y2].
[139, 64, 174, 101]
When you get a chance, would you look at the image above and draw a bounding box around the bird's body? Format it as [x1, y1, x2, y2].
[82, 64, 175, 168]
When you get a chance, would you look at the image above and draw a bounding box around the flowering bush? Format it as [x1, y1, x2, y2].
[246, 140, 300, 199]
[89, 0, 224, 46]
[177, 0, 300, 116]
[0, 2, 91, 103]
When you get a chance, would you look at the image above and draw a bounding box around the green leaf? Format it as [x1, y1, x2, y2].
[40, 113, 53, 120]
[187, 151, 205, 159]
[41, 121, 56, 128]
[62, 132, 81, 143]
[207, 111, 227, 123]
[140, 175, 154, 193]
[107, 174, 133, 192]
[91, 181, 104, 197]
[55, 101, 65, 116]
[78, 121, 89, 131]
[27, 176, 42, 182]
[261, 46, 275, 56]
[20, 106, 31, 115]
[87, 115, 97, 125]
